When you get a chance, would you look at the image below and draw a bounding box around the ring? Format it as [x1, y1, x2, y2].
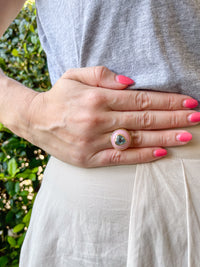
[110, 129, 131, 150]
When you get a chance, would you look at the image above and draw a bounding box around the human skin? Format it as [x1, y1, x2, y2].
[0, 1, 200, 167]
[0, 66, 199, 167]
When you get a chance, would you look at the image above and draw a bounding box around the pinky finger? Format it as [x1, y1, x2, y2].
[92, 147, 167, 167]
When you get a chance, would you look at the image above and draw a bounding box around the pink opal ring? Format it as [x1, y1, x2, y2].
[110, 129, 131, 150]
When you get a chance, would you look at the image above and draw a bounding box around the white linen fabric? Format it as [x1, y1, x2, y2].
[19, 0, 200, 266]
[20, 125, 200, 267]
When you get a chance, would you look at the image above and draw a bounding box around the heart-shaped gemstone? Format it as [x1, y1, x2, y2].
[115, 135, 126, 146]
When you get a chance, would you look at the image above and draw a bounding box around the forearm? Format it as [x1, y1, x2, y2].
[0, 69, 38, 138]
[0, 0, 25, 37]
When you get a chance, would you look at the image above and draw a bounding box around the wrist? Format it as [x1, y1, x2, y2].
[0, 74, 39, 139]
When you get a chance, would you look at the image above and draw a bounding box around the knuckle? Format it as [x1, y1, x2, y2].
[138, 111, 155, 129]
[71, 150, 87, 167]
[78, 137, 91, 150]
[123, 112, 133, 126]
[167, 95, 176, 110]
[99, 151, 110, 166]
[135, 91, 152, 110]
[86, 90, 104, 108]
[132, 132, 143, 146]
[159, 134, 171, 146]
[79, 110, 103, 132]
[109, 150, 122, 164]
[170, 112, 180, 127]
[136, 150, 146, 163]
[63, 68, 76, 78]
[93, 66, 108, 84]
[85, 112, 102, 129]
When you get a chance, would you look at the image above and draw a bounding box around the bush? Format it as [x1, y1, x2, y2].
[0, 3, 50, 266]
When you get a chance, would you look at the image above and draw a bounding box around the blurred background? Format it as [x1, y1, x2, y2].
[0, 1, 51, 266]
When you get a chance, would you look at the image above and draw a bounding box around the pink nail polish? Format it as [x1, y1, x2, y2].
[188, 112, 200, 123]
[153, 149, 167, 157]
[176, 132, 192, 142]
[183, 99, 198, 108]
[116, 75, 135, 85]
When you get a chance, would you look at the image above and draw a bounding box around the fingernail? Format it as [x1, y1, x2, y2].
[153, 149, 167, 157]
[176, 132, 192, 142]
[183, 99, 198, 108]
[188, 112, 200, 123]
[116, 75, 135, 85]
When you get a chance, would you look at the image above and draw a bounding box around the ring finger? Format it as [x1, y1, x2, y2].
[98, 130, 193, 150]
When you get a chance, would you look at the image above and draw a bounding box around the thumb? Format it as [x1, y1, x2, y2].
[62, 66, 134, 89]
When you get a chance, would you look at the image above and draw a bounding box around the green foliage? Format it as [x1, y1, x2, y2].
[0, 2, 50, 266]
[0, 2, 50, 92]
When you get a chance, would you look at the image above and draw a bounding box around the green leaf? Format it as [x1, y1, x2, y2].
[5, 211, 15, 224]
[7, 236, 16, 247]
[16, 210, 24, 219]
[23, 42, 28, 54]
[0, 175, 4, 181]
[19, 190, 29, 197]
[11, 48, 19, 57]
[0, 256, 9, 267]
[0, 122, 5, 131]
[31, 35, 38, 45]
[19, 19, 27, 33]
[38, 45, 43, 54]
[32, 167, 39, 173]
[17, 169, 31, 179]
[28, 4, 33, 12]
[5, 180, 15, 196]
[0, 152, 4, 160]
[9, 250, 18, 259]
[7, 158, 19, 177]
[0, 124, 12, 133]
[22, 196, 29, 205]
[29, 173, 36, 181]
[13, 223, 25, 233]
[0, 57, 5, 68]
[0, 199, 4, 209]
[14, 182, 20, 193]
[23, 209, 32, 222]
[23, 209, 32, 225]
[29, 24, 34, 33]
[12, 37, 19, 44]
[17, 233, 26, 246]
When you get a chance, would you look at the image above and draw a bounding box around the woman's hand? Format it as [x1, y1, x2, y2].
[26, 66, 199, 167]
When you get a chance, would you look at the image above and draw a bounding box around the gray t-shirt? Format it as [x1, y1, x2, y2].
[36, 0, 200, 101]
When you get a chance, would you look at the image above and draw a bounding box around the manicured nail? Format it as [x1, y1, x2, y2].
[116, 75, 135, 85]
[176, 132, 192, 142]
[153, 149, 167, 157]
[183, 99, 198, 108]
[188, 112, 200, 123]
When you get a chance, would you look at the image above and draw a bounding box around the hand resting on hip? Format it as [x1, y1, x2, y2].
[26, 66, 199, 167]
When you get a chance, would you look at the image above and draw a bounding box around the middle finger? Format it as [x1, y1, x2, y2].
[108, 110, 200, 130]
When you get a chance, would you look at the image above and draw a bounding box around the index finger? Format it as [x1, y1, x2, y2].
[104, 89, 198, 111]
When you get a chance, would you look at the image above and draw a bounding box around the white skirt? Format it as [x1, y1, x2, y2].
[19, 125, 200, 267]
